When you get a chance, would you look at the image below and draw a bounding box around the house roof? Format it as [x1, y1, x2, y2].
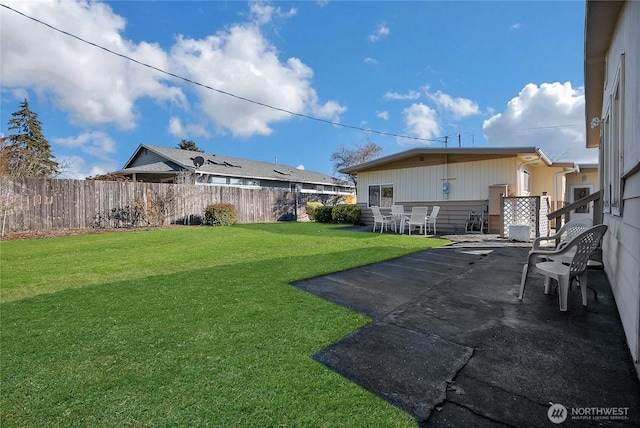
[584, 0, 625, 148]
[117, 144, 350, 187]
[339, 146, 553, 174]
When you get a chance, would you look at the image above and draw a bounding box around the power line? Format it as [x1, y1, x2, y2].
[513, 124, 582, 131]
[1, 3, 447, 143]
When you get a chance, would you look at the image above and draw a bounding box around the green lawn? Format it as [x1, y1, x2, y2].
[1, 223, 449, 427]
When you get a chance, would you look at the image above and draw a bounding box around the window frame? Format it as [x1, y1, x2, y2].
[521, 168, 532, 195]
[368, 183, 394, 208]
[603, 53, 625, 216]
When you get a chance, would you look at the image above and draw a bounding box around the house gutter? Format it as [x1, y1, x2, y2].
[553, 166, 580, 211]
[517, 153, 544, 195]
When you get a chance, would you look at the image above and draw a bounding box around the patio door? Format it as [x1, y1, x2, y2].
[570, 185, 593, 221]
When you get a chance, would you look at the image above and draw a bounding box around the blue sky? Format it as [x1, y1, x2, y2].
[1, 0, 594, 179]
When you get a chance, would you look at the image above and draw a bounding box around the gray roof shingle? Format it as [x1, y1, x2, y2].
[119, 144, 350, 187]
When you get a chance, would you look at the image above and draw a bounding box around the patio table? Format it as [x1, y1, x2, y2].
[391, 212, 408, 233]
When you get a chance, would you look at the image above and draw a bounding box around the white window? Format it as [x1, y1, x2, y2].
[602, 54, 624, 216]
[368, 184, 394, 207]
[207, 175, 227, 184]
[521, 169, 532, 195]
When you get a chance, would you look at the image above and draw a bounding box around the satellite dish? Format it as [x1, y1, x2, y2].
[191, 156, 205, 168]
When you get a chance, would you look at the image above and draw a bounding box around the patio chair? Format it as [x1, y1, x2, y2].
[391, 205, 405, 233]
[371, 206, 394, 233]
[404, 206, 429, 235]
[518, 224, 607, 311]
[531, 217, 593, 251]
[465, 210, 484, 234]
[426, 206, 440, 234]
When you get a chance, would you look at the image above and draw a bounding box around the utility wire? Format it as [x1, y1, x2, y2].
[1, 3, 448, 143]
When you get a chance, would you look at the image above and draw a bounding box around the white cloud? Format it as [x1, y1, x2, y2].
[427, 90, 481, 119]
[368, 22, 389, 42]
[1, 0, 343, 140]
[53, 131, 116, 160]
[168, 116, 210, 139]
[377, 111, 389, 120]
[57, 154, 118, 180]
[312, 100, 347, 123]
[168, 117, 185, 136]
[296, 164, 305, 170]
[170, 24, 345, 137]
[249, 1, 296, 25]
[403, 103, 440, 141]
[1, 0, 186, 130]
[364, 57, 378, 65]
[384, 90, 421, 101]
[510, 23, 522, 30]
[482, 82, 596, 163]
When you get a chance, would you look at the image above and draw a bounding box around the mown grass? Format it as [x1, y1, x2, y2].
[1, 223, 449, 427]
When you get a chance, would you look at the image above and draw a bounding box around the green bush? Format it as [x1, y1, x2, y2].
[305, 201, 323, 221]
[332, 204, 361, 225]
[204, 203, 237, 226]
[314, 206, 334, 223]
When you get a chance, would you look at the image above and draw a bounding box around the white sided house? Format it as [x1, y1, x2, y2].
[340, 147, 598, 235]
[585, 0, 640, 377]
[115, 144, 355, 197]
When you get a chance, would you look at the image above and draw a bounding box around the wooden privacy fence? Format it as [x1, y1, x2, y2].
[1, 177, 339, 235]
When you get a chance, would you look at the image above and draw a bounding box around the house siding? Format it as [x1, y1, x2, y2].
[528, 165, 599, 215]
[358, 200, 489, 234]
[565, 169, 599, 194]
[357, 157, 519, 203]
[598, 1, 640, 375]
[130, 149, 181, 171]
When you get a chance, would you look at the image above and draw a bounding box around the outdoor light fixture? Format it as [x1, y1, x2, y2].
[590, 117, 602, 130]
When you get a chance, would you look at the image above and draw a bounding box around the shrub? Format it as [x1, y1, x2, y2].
[305, 201, 323, 221]
[332, 204, 361, 225]
[204, 203, 237, 226]
[314, 206, 334, 223]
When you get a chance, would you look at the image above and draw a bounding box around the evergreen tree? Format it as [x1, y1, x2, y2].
[1, 99, 59, 177]
[177, 139, 203, 152]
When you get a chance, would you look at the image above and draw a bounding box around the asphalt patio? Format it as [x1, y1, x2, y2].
[291, 232, 640, 427]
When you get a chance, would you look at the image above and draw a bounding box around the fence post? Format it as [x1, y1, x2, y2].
[499, 193, 505, 238]
[535, 196, 540, 238]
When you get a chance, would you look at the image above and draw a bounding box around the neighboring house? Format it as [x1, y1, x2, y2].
[584, 0, 640, 378]
[340, 147, 598, 233]
[115, 144, 355, 196]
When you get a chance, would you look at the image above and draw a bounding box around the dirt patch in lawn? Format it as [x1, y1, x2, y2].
[1, 225, 192, 241]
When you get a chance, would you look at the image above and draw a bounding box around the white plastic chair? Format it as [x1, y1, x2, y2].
[371, 206, 393, 233]
[404, 207, 429, 235]
[426, 206, 440, 234]
[531, 217, 593, 251]
[391, 205, 405, 233]
[519, 224, 607, 311]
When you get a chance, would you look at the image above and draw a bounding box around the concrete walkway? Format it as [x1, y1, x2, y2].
[291, 233, 640, 426]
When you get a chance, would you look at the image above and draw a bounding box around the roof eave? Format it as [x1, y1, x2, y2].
[340, 146, 544, 174]
[584, 0, 624, 149]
